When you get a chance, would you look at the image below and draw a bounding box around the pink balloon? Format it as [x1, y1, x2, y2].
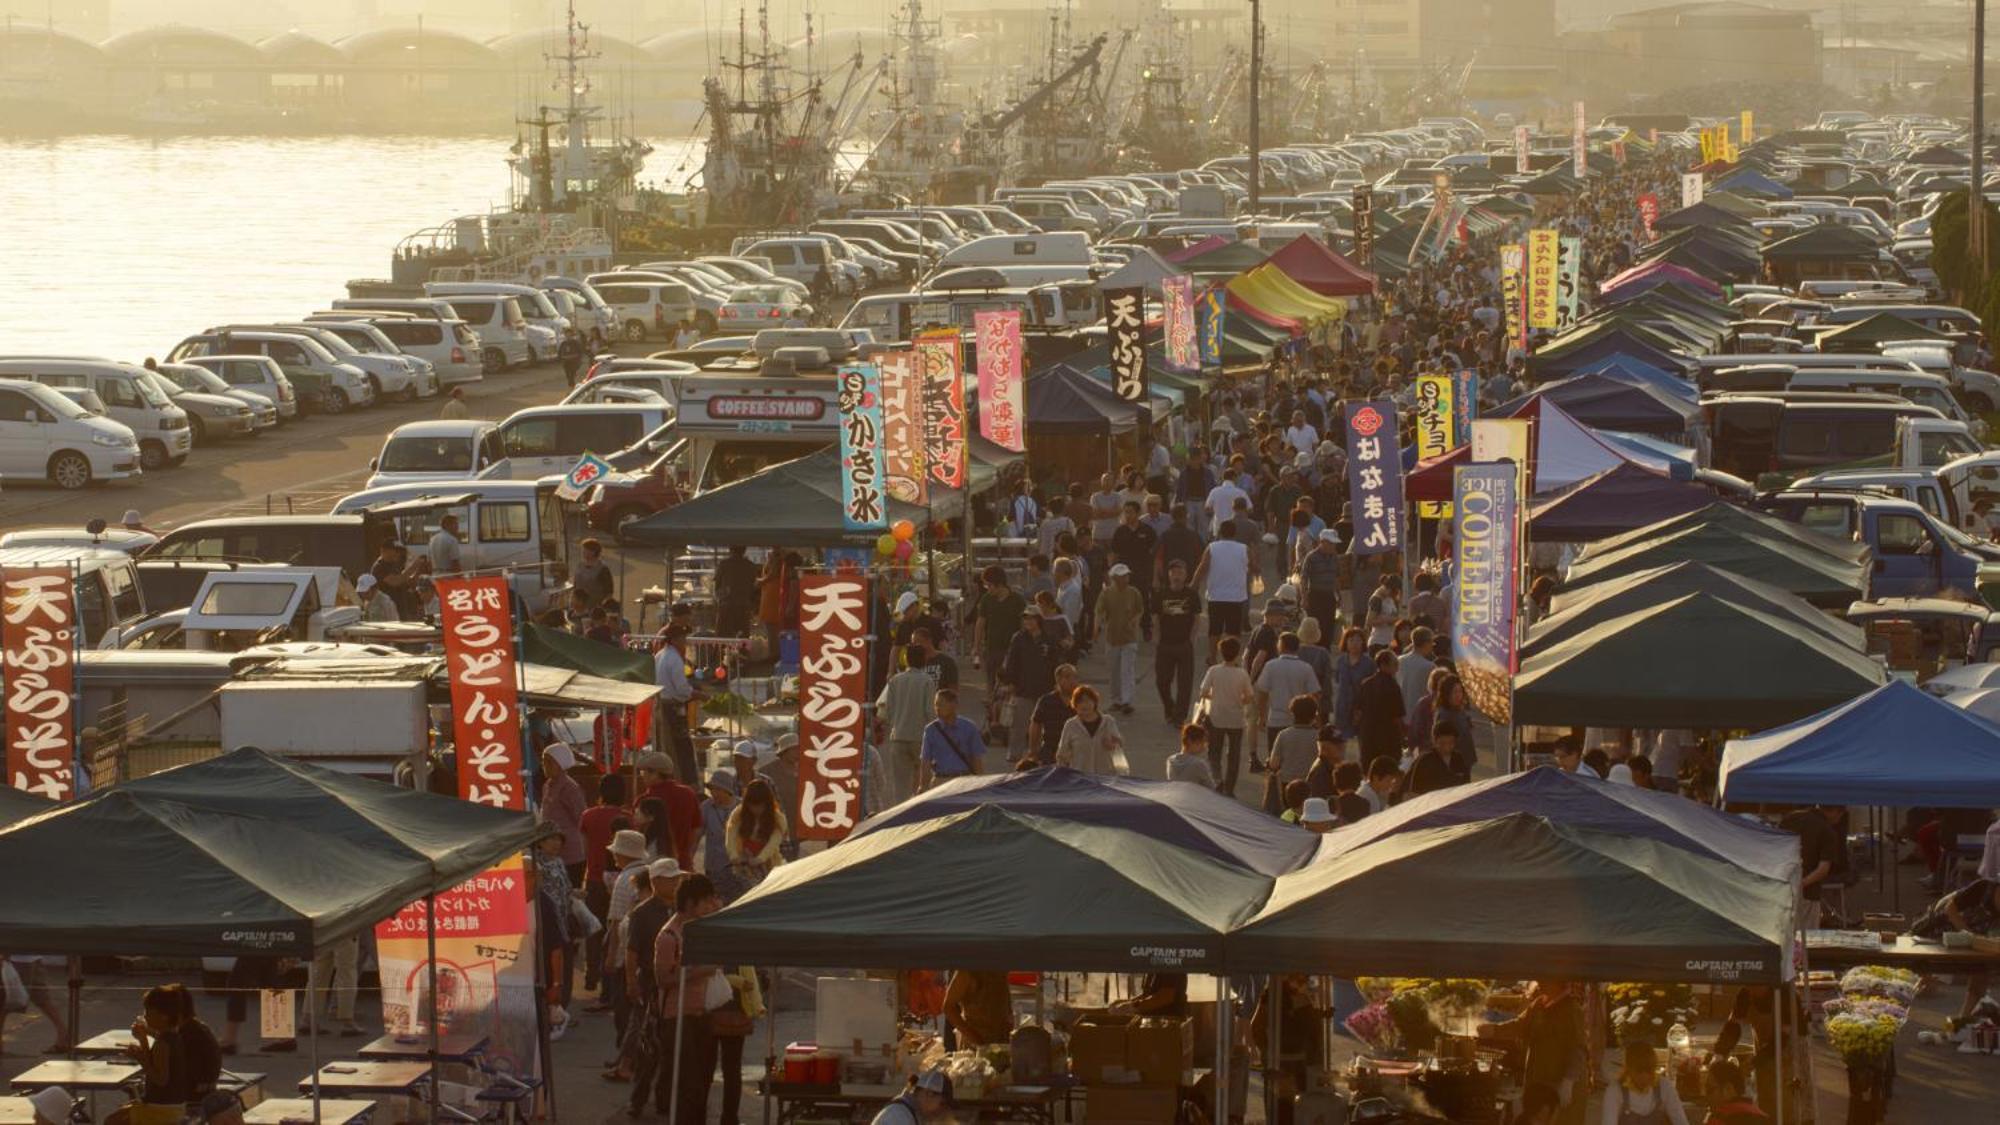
[893, 540, 915, 561]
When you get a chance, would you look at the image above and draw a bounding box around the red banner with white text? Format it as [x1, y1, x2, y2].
[2, 567, 77, 801]
[795, 574, 870, 841]
[438, 575, 526, 810]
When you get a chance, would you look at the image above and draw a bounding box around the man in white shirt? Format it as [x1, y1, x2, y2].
[1283, 410, 1320, 458]
[1089, 474, 1124, 543]
[1191, 519, 1251, 658]
[653, 625, 701, 783]
[1204, 477, 1249, 539]
[427, 513, 465, 576]
[1396, 627, 1438, 714]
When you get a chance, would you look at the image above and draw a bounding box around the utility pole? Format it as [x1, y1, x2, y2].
[1248, 0, 1262, 213]
[1975, 0, 1989, 277]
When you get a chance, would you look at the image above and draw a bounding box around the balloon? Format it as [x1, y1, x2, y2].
[713, 665, 728, 681]
[877, 533, 898, 555]
[893, 540, 915, 561]
[891, 519, 916, 542]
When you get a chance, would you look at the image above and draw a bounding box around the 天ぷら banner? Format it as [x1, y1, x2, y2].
[837, 364, 888, 533]
[794, 575, 871, 841]
[973, 310, 1025, 452]
[1105, 286, 1147, 402]
[1451, 463, 1520, 725]
[1344, 401, 1405, 555]
[2, 567, 77, 800]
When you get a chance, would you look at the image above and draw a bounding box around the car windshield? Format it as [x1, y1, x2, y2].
[135, 372, 175, 408]
[172, 366, 232, 394]
[30, 385, 88, 420]
[381, 435, 475, 472]
[729, 285, 790, 304]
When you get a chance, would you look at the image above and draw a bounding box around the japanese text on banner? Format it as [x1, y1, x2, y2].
[1572, 100, 1587, 178]
[375, 858, 539, 1076]
[1557, 236, 1582, 330]
[1450, 464, 1520, 725]
[1513, 125, 1529, 174]
[1162, 275, 1199, 373]
[796, 575, 870, 840]
[1, 567, 77, 800]
[1499, 244, 1526, 353]
[1344, 401, 1404, 556]
[1637, 192, 1659, 241]
[1452, 370, 1478, 445]
[1526, 229, 1559, 331]
[1413, 374, 1455, 520]
[837, 364, 888, 532]
[973, 310, 1025, 452]
[1104, 287, 1147, 402]
[878, 350, 926, 505]
[438, 576, 525, 810]
[1352, 185, 1375, 269]
[1197, 285, 1227, 368]
[914, 330, 965, 490]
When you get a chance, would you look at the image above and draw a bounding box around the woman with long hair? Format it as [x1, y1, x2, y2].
[1601, 1041, 1689, 1125]
[1331, 627, 1370, 741]
[726, 778, 787, 888]
[635, 796, 673, 862]
[1434, 674, 1476, 782]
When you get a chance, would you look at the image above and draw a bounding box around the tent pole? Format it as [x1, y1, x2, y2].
[761, 968, 778, 1125]
[65, 956, 80, 1062]
[1772, 983, 1785, 1125]
[667, 963, 687, 1124]
[1213, 976, 1227, 1125]
[308, 958, 322, 1125]
[427, 892, 442, 1125]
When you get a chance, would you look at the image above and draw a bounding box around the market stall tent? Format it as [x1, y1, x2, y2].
[523, 620, 653, 684]
[1583, 501, 1869, 567]
[1311, 767, 1800, 883]
[1263, 234, 1376, 297]
[1229, 814, 1795, 982]
[682, 804, 1271, 971]
[1513, 593, 1886, 728]
[1499, 374, 1698, 436]
[853, 766, 1316, 877]
[1721, 679, 2000, 808]
[0, 790, 435, 956]
[1527, 465, 1725, 543]
[1538, 559, 1864, 652]
[0, 786, 53, 827]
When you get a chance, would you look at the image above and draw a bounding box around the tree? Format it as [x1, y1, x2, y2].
[1928, 190, 2000, 310]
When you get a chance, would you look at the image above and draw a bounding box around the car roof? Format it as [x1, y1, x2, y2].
[165, 515, 366, 531]
[384, 420, 495, 439]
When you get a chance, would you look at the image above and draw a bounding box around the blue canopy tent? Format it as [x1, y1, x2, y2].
[1721, 680, 2000, 807]
[1576, 360, 1698, 402]
[850, 766, 1316, 876]
[1528, 329, 1695, 382]
[1313, 766, 1800, 882]
[1710, 168, 1795, 200]
[1529, 463, 1724, 541]
[1497, 373, 1698, 436]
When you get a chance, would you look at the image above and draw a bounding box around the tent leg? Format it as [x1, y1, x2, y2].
[667, 964, 686, 1125]
[761, 968, 778, 1125]
[65, 956, 81, 1062]
[308, 958, 322, 1125]
[1773, 984, 1785, 1125]
[1213, 976, 1227, 1125]
[427, 893, 442, 1125]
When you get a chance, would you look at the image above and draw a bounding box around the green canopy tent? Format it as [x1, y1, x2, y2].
[1561, 524, 1867, 609]
[1581, 501, 1869, 568]
[1528, 559, 1864, 657]
[1513, 593, 1886, 728]
[682, 804, 1270, 971]
[0, 786, 53, 827]
[1811, 312, 1955, 353]
[1228, 814, 1795, 982]
[523, 620, 653, 684]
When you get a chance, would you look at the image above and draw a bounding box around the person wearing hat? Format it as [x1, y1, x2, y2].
[634, 750, 700, 871]
[1300, 526, 1344, 636]
[1298, 797, 1336, 833]
[27, 1087, 70, 1125]
[871, 1068, 956, 1124]
[355, 572, 397, 622]
[621, 858, 685, 1111]
[120, 509, 154, 535]
[601, 827, 651, 1038]
[369, 539, 425, 620]
[760, 733, 801, 852]
[1094, 562, 1145, 716]
[654, 625, 703, 788]
[539, 743, 588, 882]
[698, 770, 744, 902]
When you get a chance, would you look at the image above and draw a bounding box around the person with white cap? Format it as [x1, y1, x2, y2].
[698, 769, 743, 901]
[621, 857, 685, 1114]
[354, 572, 397, 621]
[1094, 562, 1145, 716]
[601, 828, 651, 1045]
[27, 1087, 70, 1125]
[539, 743, 587, 882]
[120, 509, 154, 534]
[1298, 797, 1337, 833]
[1300, 527, 1344, 635]
[870, 1068, 956, 1124]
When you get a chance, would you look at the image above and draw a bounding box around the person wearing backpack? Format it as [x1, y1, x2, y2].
[1601, 1042, 1688, 1125]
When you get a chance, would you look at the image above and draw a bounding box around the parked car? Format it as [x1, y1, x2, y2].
[715, 284, 812, 331]
[153, 363, 278, 432]
[0, 358, 191, 471]
[168, 331, 373, 415]
[178, 354, 299, 422]
[141, 366, 259, 444]
[0, 377, 141, 489]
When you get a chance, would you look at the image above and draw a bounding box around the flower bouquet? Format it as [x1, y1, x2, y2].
[1606, 982, 1696, 1047]
[1839, 966, 1918, 1007]
[1342, 1001, 1397, 1054]
[1826, 1010, 1900, 1065]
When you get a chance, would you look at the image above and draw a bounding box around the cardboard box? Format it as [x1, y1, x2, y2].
[1125, 1018, 1193, 1086]
[1087, 1083, 1178, 1125]
[1067, 1014, 1132, 1083]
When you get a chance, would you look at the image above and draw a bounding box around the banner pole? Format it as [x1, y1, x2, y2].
[427, 891, 442, 1125]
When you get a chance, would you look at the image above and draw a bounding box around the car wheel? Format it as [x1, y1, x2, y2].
[48, 451, 91, 490]
[138, 440, 168, 472]
[188, 416, 208, 446]
[483, 347, 507, 374]
[697, 311, 718, 334]
[320, 387, 349, 415]
[623, 319, 649, 342]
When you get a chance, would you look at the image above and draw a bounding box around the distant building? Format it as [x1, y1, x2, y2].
[1601, 2, 1820, 91]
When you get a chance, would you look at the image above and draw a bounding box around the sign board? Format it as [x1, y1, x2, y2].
[879, 350, 925, 505]
[2, 567, 77, 801]
[914, 330, 966, 490]
[1104, 287, 1148, 402]
[1162, 275, 1199, 374]
[437, 576, 524, 810]
[1451, 463, 1521, 724]
[795, 575, 870, 841]
[1343, 401, 1404, 555]
[554, 452, 612, 502]
[1526, 229, 1560, 331]
[973, 310, 1024, 451]
[1414, 374, 1456, 519]
[836, 364, 888, 533]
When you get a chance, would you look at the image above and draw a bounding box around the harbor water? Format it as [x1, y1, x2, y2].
[0, 134, 722, 361]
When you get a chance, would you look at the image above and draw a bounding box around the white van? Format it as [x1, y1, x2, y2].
[426, 282, 571, 344]
[539, 277, 620, 340]
[288, 320, 441, 401]
[932, 232, 1093, 274]
[329, 480, 563, 613]
[0, 358, 191, 471]
[590, 278, 701, 342]
[490, 404, 672, 480]
[432, 295, 546, 370]
[366, 420, 504, 488]
[309, 314, 482, 387]
[332, 297, 529, 373]
[166, 331, 374, 415]
[0, 378, 142, 489]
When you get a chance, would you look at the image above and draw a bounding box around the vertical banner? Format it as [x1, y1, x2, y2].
[1343, 401, 1404, 556]
[379, 574, 538, 1076]
[1472, 418, 1534, 496]
[1526, 229, 1560, 331]
[837, 363, 889, 533]
[1, 567, 77, 800]
[1413, 374, 1455, 520]
[795, 574, 869, 841]
[1571, 100, 1587, 178]
[1162, 275, 1199, 373]
[1513, 124, 1530, 174]
[973, 310, 1025, 452]
[1739, 109, 1753, 146]
[1352, 185, 1375, 270]
[879, 350, 926, 505]
[1681, 171, 1704, 208]
[1104, 287, 1148, 402]
[914, 329, 966, 490]
[1452, 370, 1478, 444]
[1499, 244, 1526, 354]
[1637, 192, 1660, 241]
[1450, 463, 1520, 725]
[1556, 236, 1583, 331]
[1196, 285, 1227, 368]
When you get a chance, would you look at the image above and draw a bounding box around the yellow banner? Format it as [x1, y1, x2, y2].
[1698, 128, 1715, 164]
[1500, 243, 1525, 352]
[1472, 418, 1535, 497]
[1739, 109, 1753, 146]
[1415, 373, 1455, 518]
[1526, 228, 1560, 330]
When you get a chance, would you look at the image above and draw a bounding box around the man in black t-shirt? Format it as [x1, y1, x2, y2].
[1109, 502, 1159, 639]
[1027, 664, 1079, 765]
[369, 541, 424, 620]
[1153, 561, 1202, 724]
[1156, 507, 1204, 578]
[1780, 805, 1843, 928]
[1113, 973, 1189, 1019]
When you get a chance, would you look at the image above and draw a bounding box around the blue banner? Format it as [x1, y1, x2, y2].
[1196, 285, 1227, 368]
[1450, 462, 1519, 723]
[837, 364, 888, 533]
[1343, 400, 1404, 555]
[1452, 369, 1478, 444]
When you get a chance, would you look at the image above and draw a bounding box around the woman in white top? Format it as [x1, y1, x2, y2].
[1364, 574, 1403, 650]
[1197, 636, 1256, 795]
[1055, 684, 1125, 775]
[1599, 1042, 1689, 1125]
